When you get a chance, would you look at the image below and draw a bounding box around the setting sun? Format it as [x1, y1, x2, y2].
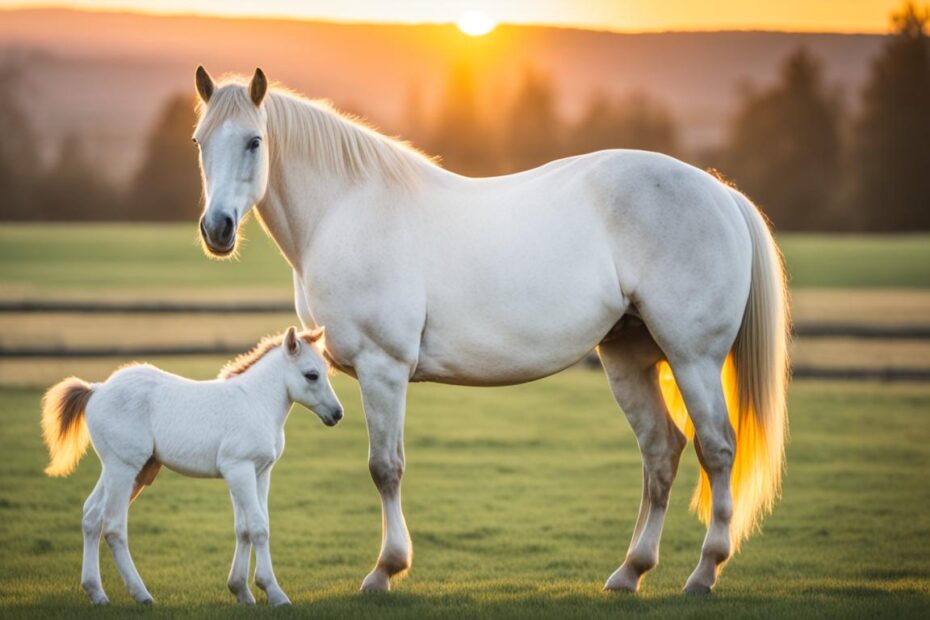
[457, 9, 496, 36]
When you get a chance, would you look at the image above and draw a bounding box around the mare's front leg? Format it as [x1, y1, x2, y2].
[357, 355, 412, 592]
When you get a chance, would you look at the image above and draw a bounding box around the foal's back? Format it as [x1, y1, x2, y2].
[86, 364, 263, 478]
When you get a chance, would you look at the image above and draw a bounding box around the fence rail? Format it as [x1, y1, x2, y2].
[0, 300, 293, 314]
[1, 343, 927, 382]
[2, 299, 929, 339]
[2, 299, 928, 381]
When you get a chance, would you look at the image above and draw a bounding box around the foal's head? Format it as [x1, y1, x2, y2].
[193, 66, 270, 257]
[279, 327, 344, 426]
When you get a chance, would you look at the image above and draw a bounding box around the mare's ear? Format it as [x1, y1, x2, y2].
[195, 65, 214, 103]
[308, 327, 325, 343]
[249, 67, 268, 107]
[284, 326, 300, 356]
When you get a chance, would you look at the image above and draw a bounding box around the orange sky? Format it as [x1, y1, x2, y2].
[0, 0, 908, 32]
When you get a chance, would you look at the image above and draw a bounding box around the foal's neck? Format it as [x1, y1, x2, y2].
[231, 351, 292, 427]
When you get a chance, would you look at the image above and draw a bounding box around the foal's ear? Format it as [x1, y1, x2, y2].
[195, 65, 214, 103]
[284, 326, 299, 356]
[308, 327, 325, 343]
[249, 67, 268, 107]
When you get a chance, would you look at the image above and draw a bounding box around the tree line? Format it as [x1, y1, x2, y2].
[1, 2, 927, 231]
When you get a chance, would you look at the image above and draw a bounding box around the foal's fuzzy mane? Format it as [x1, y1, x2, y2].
[218, 330, 321, 380]
[195, 76, 434, 189]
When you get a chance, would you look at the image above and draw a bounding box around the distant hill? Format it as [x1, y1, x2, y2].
[0, 9, 886, 183]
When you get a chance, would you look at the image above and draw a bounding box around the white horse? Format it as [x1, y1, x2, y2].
[41, 327, 342, 606]
[192, 67, 789, 595]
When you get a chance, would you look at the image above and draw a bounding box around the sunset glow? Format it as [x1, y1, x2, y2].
[0, 0, 906, 33]
[457, 10, 496, 36]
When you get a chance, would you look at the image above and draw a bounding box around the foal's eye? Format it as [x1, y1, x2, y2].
[303, 371, 319, 382]
[247, 137, 261, 152]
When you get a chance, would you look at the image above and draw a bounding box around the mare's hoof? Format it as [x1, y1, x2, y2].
[360, 570, 391, 593]
[683, 583, 713, 596]
[603, 565, 640, 593]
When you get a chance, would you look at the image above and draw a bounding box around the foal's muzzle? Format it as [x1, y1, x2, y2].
[322, 407, 344, 427]
[199, 214, 236, 256]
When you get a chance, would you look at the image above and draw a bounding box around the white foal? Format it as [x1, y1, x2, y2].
[41, 326, 342, 606]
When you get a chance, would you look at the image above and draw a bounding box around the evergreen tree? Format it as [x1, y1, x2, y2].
[725, 48, 841, 230]
[852, 2, 930, 231]
[130, 94, 202, 221]
[506, 67, 562, 170]
[35, 134, 121, 220]
[430, 64, 489, 175]
[571, 91, 678, 156]
[0, 64, 40, 220]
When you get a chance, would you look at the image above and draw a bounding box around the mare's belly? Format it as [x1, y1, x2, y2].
[413, 274, 625, 386]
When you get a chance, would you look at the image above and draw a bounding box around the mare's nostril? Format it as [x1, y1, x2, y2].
[220, 215, 234, 243]
[332, 408, 344, 422]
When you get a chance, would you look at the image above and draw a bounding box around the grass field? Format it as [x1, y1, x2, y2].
[1, 224, 929, 618]
[1, 374, 929, 619]
[1, 224, 929, 298]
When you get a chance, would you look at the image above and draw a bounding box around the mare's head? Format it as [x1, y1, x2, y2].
[193, 66, 270, 257]
[279, 326, 343, 426]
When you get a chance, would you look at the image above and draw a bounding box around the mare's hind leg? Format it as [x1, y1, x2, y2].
[634, 290, 740, 593]
[81, 476, 109, 604]
[101, 463, 154, 604]
[668, 357, 735, 594]
[599, 327, 686, 592]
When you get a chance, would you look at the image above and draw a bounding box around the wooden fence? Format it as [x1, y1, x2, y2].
[1, 300, 927, 381]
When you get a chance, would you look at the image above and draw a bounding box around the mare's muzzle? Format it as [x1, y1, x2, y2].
[199, 213, 236, 255]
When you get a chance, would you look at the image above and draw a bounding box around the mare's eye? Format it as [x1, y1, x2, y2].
[303, 371, 319, 383]
[247, 137, 261, 152]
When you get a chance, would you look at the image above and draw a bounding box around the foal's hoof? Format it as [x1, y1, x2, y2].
[137, 596, 155, 605]
[360, 569, 391, 593]
[89, 594, 109, 606]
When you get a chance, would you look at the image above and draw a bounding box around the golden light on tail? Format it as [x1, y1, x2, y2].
[659, 188, 790, 551]
[41, 377, 94, 477]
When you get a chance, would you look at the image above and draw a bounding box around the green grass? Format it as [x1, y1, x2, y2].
[777, 235, 930, 289]
[1, 224, 928, 296]
[1, 372, 928, 618]
[0, 221, 291, 297]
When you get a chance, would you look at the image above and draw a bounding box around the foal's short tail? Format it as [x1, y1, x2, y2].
[41, 377, 94, 477]
[661, 187, 790, 551]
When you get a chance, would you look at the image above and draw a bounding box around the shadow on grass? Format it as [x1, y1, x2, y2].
[8, 581, 930, 620]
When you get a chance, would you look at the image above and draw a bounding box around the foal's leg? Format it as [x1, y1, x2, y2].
[81, 476, 109, 604]
[252, 467, 289, 605]
[357, 357, 412, 593]
[226, 486, 256, 605]
[101, 463, 153, 604]
[666, 357, 735, 594]
[599, 337, 687, 592]
[224, 464, 289, 606]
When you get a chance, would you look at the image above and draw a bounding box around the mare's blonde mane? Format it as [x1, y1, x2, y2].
[195, 77, 432, 189]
